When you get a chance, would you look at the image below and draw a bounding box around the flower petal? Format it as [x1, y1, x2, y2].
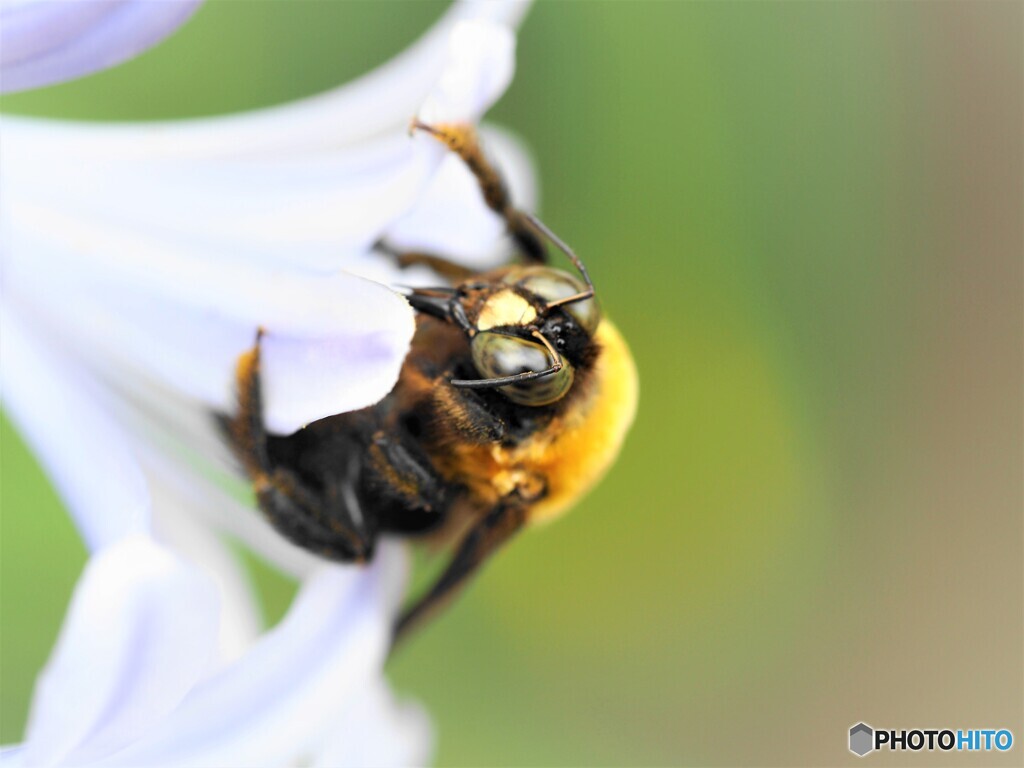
[261, 329, 412, 434]
[0, 746, 25, 766]
[385, 123, 538, 271]
[1, 13, 525, 271]
[3, 210, 417, 434]
[0, 0, 203, 94]
[135, 423, 325, 581]
[417, 20, 516, 125]
[146, 467, 262, 662]
[1, 12, 532, 436]
[0, 0, 529, 157]
[312, 679, 433, 768]
[0, 307, 149, 550]
[100, 545, 411, 768]
[40, 355, 335, 582]
[20, 535, 220, 767]
[2, 135, 439, 266]
[0, 7, 531, 766]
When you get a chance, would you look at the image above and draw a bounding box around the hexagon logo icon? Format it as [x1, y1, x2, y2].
[849, 723, 874, 757]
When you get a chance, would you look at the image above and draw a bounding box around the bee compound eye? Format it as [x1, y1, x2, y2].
[470, 332, 575, 406]
[471, 332, 547, 379]
[509, 266, 601, 334]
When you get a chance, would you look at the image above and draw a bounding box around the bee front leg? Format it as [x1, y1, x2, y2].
[393, 502, 527, 648]
[432, 377, 508, 444]
[375, 241, 479, 283]
[410, 120, 545, 262]
[226, 333, 375, 562]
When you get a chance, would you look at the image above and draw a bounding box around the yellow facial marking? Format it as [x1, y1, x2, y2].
[476, 289, 537, 331]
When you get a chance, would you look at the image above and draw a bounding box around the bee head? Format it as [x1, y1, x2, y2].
[405, 215, 598, 407]
[408, 267, 598, 407]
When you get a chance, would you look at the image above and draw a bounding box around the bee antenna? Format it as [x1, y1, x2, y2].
[520, 212, 595, 313]
[521, 212, 594, 293]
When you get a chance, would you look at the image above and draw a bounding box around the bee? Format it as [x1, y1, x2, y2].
[225, 122, 638, 645]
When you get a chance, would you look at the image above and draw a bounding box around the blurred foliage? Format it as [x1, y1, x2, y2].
[2, 2, 1020, 765]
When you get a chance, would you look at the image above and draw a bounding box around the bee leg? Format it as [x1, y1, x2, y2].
[393, 503, 527, 648]
[410, 120, 545, 262]
[366, 432, 449, 534]
[432, 378, 508, 443]
[227, 334, 375, 562]
[375, 241, 478, 283]
[255, 465, 374, 562]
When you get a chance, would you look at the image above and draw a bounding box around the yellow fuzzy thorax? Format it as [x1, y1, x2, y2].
[515, 318, 638, 522]
[434, 318, 638, 524]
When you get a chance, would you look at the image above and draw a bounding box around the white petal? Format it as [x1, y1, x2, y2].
[1, 198, 411, 337]
[2, 135, 440, 268]
[101, 545, 411, 768]
[0, 307, 149, 550]
[0, 746, 25, 766]
[260, 328, 409, 433]
[3, 211, 417, 434]
[0, 0, 202, 94]
[1, 13, 523, 274]
[0, 8, 533, 437]
[59, 369, 330, 581]
[137, 424, 325, 581]
[312, 679, 433, 768]
[0, 0, 529, 159]
[417, 20, 516, 125]
[147, 467, 262, 663]
[21, 535, 220, 767]
[3, 302, 325, 581]
[385, 123, 539, 271]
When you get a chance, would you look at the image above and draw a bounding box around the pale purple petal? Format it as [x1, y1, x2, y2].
[0, 0, 203, 94]
[0, 14, 528, 434]
[417, 20, 516, 126]
[0, 6, 534, 767]
[101, 545, 409, 767]
[2, 135, 439, 266]
[312, 679, 433, 768]
[0, 0, 529, 157]
[147, 469, 262, 662]
[1, 16, 524, 270]
[49, 367, 331, 582]
[260, 329, 414, 434]
[2, 210, 417, 434]
[20, 535, 220, 767]
[386, 124, 538, 271]
[134, 425, 325, 580]
[0, 307, 149, 550]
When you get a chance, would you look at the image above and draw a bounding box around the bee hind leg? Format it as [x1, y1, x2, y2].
[410, 120, 545, 263]
[225, 332, 376, 562]
[392, 502, 526, 650]
[365, 431, 451, 534]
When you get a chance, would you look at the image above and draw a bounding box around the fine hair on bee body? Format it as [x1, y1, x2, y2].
[223, 122, 638, 647]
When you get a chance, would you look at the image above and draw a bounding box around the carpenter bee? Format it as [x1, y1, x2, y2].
[225, 122, 638, 645]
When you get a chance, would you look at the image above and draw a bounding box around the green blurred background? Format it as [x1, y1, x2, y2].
[2, 2, 1021, 765]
